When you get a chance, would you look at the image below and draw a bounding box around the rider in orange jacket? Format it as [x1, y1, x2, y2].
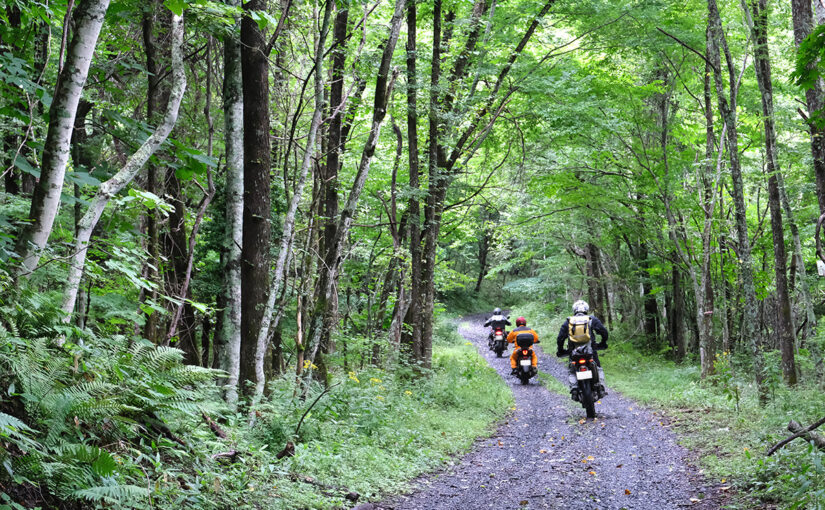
[507, 316, 539, 375]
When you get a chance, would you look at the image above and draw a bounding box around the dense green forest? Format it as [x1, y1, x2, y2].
[2, 0, 825, 507]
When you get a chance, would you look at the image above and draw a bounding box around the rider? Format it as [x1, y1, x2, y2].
[507, 316, 539, 375]
[556, 300, 608, 400]
[484, 307, 511, 349]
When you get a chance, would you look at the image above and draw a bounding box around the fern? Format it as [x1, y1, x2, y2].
[74, 484, 149, 507]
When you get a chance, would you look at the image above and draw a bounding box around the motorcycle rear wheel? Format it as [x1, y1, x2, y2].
[580, 381, 596, 418]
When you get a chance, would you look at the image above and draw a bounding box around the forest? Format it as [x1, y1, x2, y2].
[1, 0, 825, 507]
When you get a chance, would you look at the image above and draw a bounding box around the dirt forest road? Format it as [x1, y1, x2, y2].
[378, 316, 719, 510]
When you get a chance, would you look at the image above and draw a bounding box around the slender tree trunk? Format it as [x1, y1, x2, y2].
[141, 1, 166, 343]
[402, 0, 423, 364]
[475, 212, 490, 293]
[791, 0, 825, 213]
[744, 0, 796, 384]
[219, 0, 244, 405]
[14, 0, 111, 278]
[252, 0, 331, 398]
[70, 100, 93, 327]
[239, 0, 272, 393]
[61, 11, 186, 327]
[671, 263, 686, 361]
[708, 0, 767, 400]
[305, 0, 408, 377]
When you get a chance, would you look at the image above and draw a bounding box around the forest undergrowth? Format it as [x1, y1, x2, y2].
[0, 285, 512, 510]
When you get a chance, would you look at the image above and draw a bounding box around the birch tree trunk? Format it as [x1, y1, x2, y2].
[14, 0, 111, 278]
[61, 11, 186, 327]
[220, 0, 244, 405]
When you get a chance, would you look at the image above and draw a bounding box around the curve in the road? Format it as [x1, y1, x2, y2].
[377, 317, 720, 510]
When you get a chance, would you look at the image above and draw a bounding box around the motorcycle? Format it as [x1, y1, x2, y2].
[491, 327, 506, 357]
[514, 336, 537, 385]
[567, 343, 605, 419]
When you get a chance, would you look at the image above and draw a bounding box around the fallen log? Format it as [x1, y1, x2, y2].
[766, 416, 825, 456]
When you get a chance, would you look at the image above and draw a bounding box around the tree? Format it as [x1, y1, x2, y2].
[60, 10, 187, 328]
[14, 0, 111, 278]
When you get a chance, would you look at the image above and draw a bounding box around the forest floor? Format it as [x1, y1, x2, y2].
[376, 316, 723, 510]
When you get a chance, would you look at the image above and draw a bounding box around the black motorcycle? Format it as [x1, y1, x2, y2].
[490, 327, 507, 357]
[514, 336, 537, 385]
[568, 343, 605, 419]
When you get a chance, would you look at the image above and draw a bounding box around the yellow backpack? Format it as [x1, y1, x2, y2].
[567, 315, 592, 344]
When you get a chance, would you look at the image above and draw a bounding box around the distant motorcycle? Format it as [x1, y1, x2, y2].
[514, 336, 537, 385]
[491, 327, 506, 357]
[568, 343, 605, 419]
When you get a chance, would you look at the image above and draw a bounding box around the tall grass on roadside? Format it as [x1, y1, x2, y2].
[601, 341, 825, 509]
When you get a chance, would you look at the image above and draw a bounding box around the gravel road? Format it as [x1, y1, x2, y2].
[374, 316, 720, 510]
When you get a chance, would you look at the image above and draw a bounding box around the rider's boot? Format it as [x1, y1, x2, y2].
[597, 367, 607, 398]
[568, 371, 579, 401]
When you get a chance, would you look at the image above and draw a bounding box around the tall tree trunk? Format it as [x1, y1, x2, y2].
[14, 0, 111, 278]
[671, 263, 686, 361]
[708, 0, 767, 400]
[220, 0, 244, 405]
[141, 1, 167, 343]
[791, 0, 825, 213]
[252, 0, 331, 398]
[239, 0, 272, 393]
[61, 11, 186, 327]
[316, 2, 348, 363]
[744, 0, 796, 384]
[70, 100, 94, 327]
[419, 0, 445, 371]
[305, 0, 408, 377]
[402, 0, 423, 364]
[475, 211, 490, 293]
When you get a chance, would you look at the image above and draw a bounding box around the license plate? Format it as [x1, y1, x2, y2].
[495, 335, 503, 340]
[576, 370, 592, 380]
[520, 359, 531, 367]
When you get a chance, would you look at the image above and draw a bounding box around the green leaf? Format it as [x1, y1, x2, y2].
[13, 155, 39, 178]
[164, 0, 186, 16]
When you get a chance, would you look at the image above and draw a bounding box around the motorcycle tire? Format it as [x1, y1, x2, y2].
[519, 372, 530, 385]
[494, 347, 504, 358]
[580, 381, 596, 418]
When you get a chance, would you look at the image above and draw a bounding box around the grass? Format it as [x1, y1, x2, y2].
[600, 341, 825, 509]
[227, 316, 515, 509]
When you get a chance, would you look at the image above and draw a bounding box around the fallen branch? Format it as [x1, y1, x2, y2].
[767, 416, 825, 456]
[289, 473, 360, 502]
[210, 450, 238, 462]
[202, 412, 227, 439]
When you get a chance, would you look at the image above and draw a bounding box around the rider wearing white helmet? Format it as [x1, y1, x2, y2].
[556, 300, 609, 399]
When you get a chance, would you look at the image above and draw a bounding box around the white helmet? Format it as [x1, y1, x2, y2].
[572, 300, 589, 315]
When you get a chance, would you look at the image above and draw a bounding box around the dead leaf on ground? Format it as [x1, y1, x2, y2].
[625, 489, 631, 495]
[589, 470, 596, 475]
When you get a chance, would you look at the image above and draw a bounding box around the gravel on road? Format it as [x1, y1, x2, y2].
[375, 316, 720, 510]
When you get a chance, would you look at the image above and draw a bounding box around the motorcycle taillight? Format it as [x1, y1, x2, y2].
[522, 350, 528, 355]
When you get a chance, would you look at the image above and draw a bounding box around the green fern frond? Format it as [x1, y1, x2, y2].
[73, 484, 148, 505]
